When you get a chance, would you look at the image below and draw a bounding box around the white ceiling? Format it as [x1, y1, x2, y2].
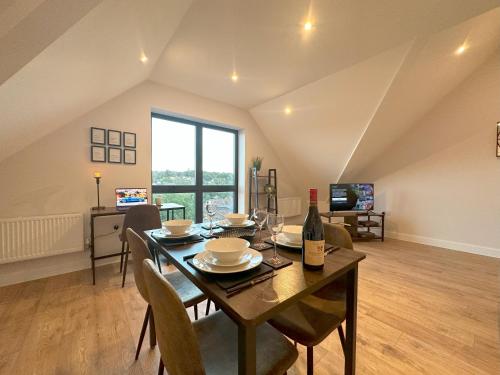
[1, 0, 500, 190]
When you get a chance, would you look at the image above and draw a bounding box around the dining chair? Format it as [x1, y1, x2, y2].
[268, 223, 353, 375]
[142, 258, 299, 375]
[120, 205, 162, 287]
[126, 228, 206, 360]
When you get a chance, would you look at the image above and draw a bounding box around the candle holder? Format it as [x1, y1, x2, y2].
[91, 173, 105, 210]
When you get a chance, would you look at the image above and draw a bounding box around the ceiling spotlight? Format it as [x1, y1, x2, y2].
[140, 54, 149, 63]
[284, 106, 292, 115]
[231, 72, 239, 82]
[455, 45, 466, 55]
[304, 21, 313, 31]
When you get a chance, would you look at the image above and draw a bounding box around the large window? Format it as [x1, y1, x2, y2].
[152, 114, 238, 222]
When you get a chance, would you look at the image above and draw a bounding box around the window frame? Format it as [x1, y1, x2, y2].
[151, 113, 239, 222]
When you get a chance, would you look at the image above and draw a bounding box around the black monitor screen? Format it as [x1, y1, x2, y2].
[330, 183, 374, 211]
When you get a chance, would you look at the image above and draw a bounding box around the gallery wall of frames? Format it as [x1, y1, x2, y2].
[90, 127, 136, 164]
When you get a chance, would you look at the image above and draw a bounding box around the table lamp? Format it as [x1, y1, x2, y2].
[91, 172, 105, 210]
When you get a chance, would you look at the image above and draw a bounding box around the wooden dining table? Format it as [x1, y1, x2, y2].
[145, 228, 365, 375]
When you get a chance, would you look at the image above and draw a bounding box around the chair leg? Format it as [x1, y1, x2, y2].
[121, 243, 129, 288]
[149, 309, 156, 348]
[205, 299, 211, 316]
[194, 304, 198, 320]
[119, 241, 125, 273]
[158, 358, 164, 375]
[307, 346, 314, 375]
[338, 324, 347, 356]
[135, 305, 151, 360]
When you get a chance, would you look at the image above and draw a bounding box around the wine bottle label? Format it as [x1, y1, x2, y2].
[304, 240, 325, 266]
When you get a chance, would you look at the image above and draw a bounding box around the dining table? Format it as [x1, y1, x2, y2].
[144, 225, 366, 375]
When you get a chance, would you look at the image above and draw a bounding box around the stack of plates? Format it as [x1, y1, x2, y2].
[275, 233, 302, 249]
[218, 219, 255, 229]
[153, 227, 199, 240]
[191, 238, 262, 274]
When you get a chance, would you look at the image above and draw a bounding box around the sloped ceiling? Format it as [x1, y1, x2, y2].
[1, 0, 500, 193]
[0, 0, 192, 162]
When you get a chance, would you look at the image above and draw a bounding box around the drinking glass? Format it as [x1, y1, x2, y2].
[267, 213, 284, 265]
[205, 200, 217, 235]
[251, 208, 268, 250]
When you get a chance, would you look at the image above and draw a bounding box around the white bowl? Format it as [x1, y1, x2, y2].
[282, 225, 303, 243]
[224, 213, 249, 225]
[205, 238, 250, 263]
[162, 219, 193, 235]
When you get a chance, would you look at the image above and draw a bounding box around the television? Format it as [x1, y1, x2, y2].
[330, 183, 374, 212]
[115, 188, 148, 208]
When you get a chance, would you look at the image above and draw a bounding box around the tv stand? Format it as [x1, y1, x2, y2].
[320, 210, 385, 241]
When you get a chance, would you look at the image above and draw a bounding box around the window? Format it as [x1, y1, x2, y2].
[152, 114, 238, 223]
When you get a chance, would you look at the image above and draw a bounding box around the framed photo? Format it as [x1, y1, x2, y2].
[91, 146, 106, 162]
[107, 129, 122, 146]
[497, 122, 500, 157]
[123, 132, 136, 148]
[124, 149, 136, 165]
[108, 147, 122, 163]
[90, 127, 106, 145]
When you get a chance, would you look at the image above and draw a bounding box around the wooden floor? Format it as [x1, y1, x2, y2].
[0, 239, 499, 374]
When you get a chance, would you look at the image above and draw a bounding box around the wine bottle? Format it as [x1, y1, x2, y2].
[302, 188, 325, 270]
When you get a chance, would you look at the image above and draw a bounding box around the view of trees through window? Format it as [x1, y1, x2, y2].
[151, 114, 238, 222]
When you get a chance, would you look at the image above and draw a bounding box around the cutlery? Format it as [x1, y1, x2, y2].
[164, 238, 205, 248]
[325, 246, 340, 256]
[226, 273, 277, 297]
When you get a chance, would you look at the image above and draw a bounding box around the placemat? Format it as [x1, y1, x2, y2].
[151, 232, 204, 246]
[262, 255, 293, 270]
[264, 239, 335, 252]
[186, 259, 274, 291]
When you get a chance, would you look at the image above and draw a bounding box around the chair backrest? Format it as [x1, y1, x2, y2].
[121, 205, 161, 241]
[126, 228, 153, 303]
[142, 259, 205, 375]
[324, 223, 353, 250]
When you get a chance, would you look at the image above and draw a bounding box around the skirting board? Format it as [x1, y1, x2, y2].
[385, 231, 500, 258]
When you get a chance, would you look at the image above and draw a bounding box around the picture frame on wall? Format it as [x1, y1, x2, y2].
[108, 147, 122, 163]
[497, 122, 500, 157]
[107, 129, 122, 146]
[91, 146, 106, 162]
[90, 127, 106, 145]
[124, 149, 136, 165]
[123, 132, 136, 148]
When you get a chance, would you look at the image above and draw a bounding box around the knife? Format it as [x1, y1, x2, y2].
[226, 273, 277, 298]
[325, 246, 340, 256]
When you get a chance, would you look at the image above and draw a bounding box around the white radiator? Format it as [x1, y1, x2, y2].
[0, 213, 84, 264]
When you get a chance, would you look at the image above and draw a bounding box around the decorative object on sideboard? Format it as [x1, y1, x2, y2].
[124, 149, 136, 164]
[496, 122, 500, 157]
[123, 132, 136, 148]
[91, 145, 106, 162]
[107, 129, 122, 146]
[251, 156, 263, 172]
[90, 127, 106, 145]
[108, 147, 122, 163]
[92, 172, 105, 210]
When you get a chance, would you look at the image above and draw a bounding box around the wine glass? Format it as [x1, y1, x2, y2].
[251, 208, 268, 250]
[205, 200, 217, 235]
[267, 213, 284, 265]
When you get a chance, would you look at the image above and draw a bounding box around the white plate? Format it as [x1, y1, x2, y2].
[203, 250, 252, 267]
[154, 227, 198, 239]
[275, 233, 302, 249]
[192, 249, 263, 274]
[218, 219, 255, 229]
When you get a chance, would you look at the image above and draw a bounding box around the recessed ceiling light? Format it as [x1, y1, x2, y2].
[304, 21, 313, 31]
[455, 45, 466, 55]
[284, 106, 292, 115]
[140, 54, 149, 63]
[231, 72, 239, 82]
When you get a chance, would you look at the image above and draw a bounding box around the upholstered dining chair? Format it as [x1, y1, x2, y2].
[126, 228, 206, 360]
[142, 258, 299, 375]
[268, 223, 353, 375]
[120, 205, 162, 287]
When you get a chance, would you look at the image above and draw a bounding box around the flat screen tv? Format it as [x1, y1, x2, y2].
[330, 183, 374, 211]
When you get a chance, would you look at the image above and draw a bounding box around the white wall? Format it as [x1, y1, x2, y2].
[363, 52, 500, 257]
[0, 80, 298, 286]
